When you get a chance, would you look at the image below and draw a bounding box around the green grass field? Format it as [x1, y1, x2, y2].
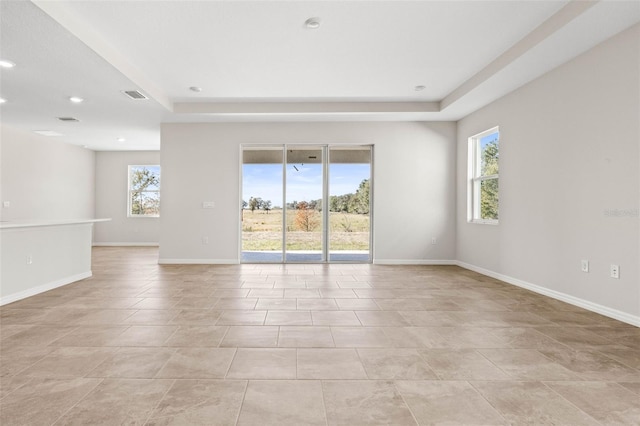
[242, 209, 369, 251]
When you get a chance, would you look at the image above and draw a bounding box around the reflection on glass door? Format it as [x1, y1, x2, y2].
[285, 147, 324, 262]
[328, 147, 371, 262]
[241, 145, 372, 263]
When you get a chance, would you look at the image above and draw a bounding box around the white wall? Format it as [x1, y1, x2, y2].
[456, 24, 640, 323]
[160, 122, 457, 264]
[0, 125, 95, 221]
[94, 151, 161, 245]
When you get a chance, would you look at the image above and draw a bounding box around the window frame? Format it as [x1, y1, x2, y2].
[468, 127, 499, 225]
[127, 165, 161, 218]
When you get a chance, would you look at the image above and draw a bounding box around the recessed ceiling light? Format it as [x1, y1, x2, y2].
[69, 96, 84, 103]
[0, 98, 6, 104]
[0, 60, 15, 68]
[304, 17, 321, 29]
[34, 130, 63, 137]
[414, 85, 426, 91]
[189, 86, 203, 92]
[117, 137, 126, 142]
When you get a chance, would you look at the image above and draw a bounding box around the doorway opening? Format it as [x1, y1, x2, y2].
[241, 145, 372, 263]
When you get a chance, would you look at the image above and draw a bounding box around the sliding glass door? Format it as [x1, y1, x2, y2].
[242, 145, 371, 263]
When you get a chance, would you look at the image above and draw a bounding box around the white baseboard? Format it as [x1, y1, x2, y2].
[456, 261, 640, 327]
[158, 258, 240, 265]
[92, 242, 159, 247]
[374, 259, 457, 265]
[0, 271, 92, 306]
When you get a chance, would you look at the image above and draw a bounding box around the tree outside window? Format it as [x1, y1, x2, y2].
[469, 128, 499, 223]
[128, 165, 160, 217]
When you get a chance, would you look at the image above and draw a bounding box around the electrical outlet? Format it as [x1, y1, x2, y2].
[26, 255, 33, 265]
[202, 201, 215, 209]
[431, 237, 437, 245]
[581, 260, 589, 273]
[610, 264, 620, 279]
[2, 201, 10, 208]
[202, 237, 209, 245]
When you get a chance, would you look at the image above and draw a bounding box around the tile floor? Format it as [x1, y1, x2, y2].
[1, 247, 639, 425]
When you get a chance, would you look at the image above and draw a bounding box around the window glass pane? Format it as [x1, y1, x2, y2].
[480, 178, 499, 220]
[480, 132, 499, 176]
[129, 165, 160, 216]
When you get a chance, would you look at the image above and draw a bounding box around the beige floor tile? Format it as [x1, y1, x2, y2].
[0, 377, 101, 425]
[381, 326, 446, 348]
[356, 311, 411, 326]
[247, 289, 284, 298]
[226, 348, 296, 379]
[214, 298, 258, 310]
[433, 327, 513, 348]
[255, 298, 297, 310]
[535, 326, 616, 349]
[0, 375, 33, 399]
[278, 326, 335, 348]
[1, 325, 77, 347]
[47, 325, 129, 347]
[170, 297, 219, 309]
[396, 380, 507, 425]
[88, 347, 176, 378]
[212, 289, 250, 298]
[285, 289, 321, 298]
[220, 326, 279, 347]
[74, 309, 137, 325]
[618, 382, 640, 395]
[472, 381, 600, 425]
[319, 289, 358, 298]
[111, 325, 179, 346]
[547, 381, 640, 424]
[19, 347, 116, 379]
[418, 349, 510, 380]
[1, 247, 635, 425]
[335, 298, 379, 310]
[312, 311, 361, 326]
[332, 327, 391, 347]
[216, 310, 266, 325]
[156, 347, 236, 378]
[297, 348, 367, 379]
[357, 348, 437, 379]
[131, 297, 181, 310]
[0, 345, 54, 377]
[124, 309, 179, 324]
[147, 379, 247, 425]
[169, 309, 223, 325]
[164, 325, 228, 347]
[238, 380, 326, 425]
[265, 310, 312, 326]
[488, 327, 570, 350]
[297, 298, 339, 310]
[478, 348, 580, 380]
[55, 378, 173, 425]
[539, 348, 640, 381]
[322, 380, 416, 425]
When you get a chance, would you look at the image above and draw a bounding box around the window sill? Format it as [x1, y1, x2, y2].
[127, 215, 160, 219]
[469, 219, 499, 225]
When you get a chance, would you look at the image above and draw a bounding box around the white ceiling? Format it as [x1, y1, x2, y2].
[1, 0, 638, 151]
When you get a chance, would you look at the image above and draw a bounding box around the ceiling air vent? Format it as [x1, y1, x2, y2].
[57, 117, 79, 122]
[122, 90, 148, 100]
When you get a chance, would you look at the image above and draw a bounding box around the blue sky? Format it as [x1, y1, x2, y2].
[243, 163, 369, 208]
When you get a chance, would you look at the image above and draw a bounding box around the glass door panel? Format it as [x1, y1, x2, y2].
[285, 147, 324, 262]
[241, 148, 284, 262]
[328, 146, 371, 262]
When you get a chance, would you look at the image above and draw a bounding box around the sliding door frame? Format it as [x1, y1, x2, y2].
[240, 144, 373, 264]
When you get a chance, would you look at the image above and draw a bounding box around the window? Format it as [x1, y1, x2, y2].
[469, 127, 499, 223]
[128, 165, 160, 217]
